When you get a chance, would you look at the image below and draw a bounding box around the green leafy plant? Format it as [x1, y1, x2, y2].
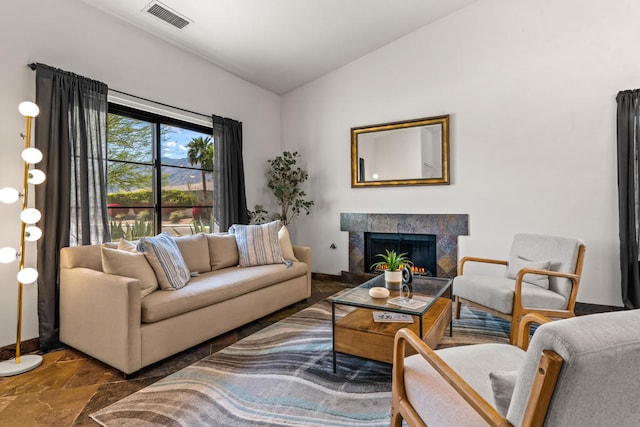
[247, 204, 270, 225]
[248, 151, 314, 226]
[370, 249, 413, 272]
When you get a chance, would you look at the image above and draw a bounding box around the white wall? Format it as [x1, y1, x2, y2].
[0, 0, 281, 347]
[282, 0, 640, 307]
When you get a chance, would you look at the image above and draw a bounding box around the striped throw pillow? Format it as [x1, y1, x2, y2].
[229, 221, 284, 267]
[137, 233, 191, 290]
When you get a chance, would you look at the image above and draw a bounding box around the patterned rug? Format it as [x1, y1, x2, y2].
[91, 300, 510, 426]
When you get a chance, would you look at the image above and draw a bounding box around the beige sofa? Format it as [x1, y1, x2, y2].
[59, 233, 311, 374]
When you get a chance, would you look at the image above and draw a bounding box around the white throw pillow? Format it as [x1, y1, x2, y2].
[137, 233, 191, 290]
[229, 220, 284, 267]
[278, 225, 298, 262]
[101, 247, 158, 298]
[506, 256, 551, 289]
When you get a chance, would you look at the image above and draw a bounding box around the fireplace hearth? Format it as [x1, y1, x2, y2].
[340, 213, 469, 279]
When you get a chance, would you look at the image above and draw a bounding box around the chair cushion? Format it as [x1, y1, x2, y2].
[453, 275, 567, 314]
[505, 256, 551, 289]
[509, 234, 583, 299]
[137, 233, 191, 290]
[229, 220, 284, 267]
[403, 343, 525, 425]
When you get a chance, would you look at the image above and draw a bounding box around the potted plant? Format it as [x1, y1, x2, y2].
[248, 151, 314, 226]
[370, 249, 413, 289]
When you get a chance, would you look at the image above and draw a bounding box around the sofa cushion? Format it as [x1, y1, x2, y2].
[229, 220, 284, 267]
[141, 262, 308, 323]
[100, 247, 158, 297]
[278, 225, 298, 262]
[117, 238, 137, 252]
[174, 233, 211, 273]
[206, 233, 239, 270]
[137, 233, 191, 290]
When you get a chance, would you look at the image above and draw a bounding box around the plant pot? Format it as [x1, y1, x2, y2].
[385, 270, 403, 290]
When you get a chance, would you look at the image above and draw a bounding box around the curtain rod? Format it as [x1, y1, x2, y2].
[27, 62, 228, 123]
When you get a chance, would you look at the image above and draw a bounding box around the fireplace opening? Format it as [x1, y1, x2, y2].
[364, 232, 437, 277]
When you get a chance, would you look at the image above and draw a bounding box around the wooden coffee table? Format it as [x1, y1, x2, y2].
[331, 274, 452, 372]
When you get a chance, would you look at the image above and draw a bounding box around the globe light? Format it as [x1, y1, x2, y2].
[27, 169, 46, 185]
[0, 247, 18, 263]
[18, 101, 40, 118]
[25, 226, 42, 242]
[20, 208, 41, 224]
[0, 187, 20, 204]
[17, 267, 38, 284]
[22, 148, 43, 164]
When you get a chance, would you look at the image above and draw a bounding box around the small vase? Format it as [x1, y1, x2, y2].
[385, 270, 403, 290]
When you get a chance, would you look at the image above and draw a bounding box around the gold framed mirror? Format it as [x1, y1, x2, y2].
[351, 115, 450, 187]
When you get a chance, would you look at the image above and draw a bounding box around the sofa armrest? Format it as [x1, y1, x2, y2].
[293, 245, 312, 298]
[60, 267, 142, 374]
[292, 245, 311, 268]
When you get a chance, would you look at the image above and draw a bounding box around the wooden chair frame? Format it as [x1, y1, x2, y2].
[454, 244, 586, 344]
[391, 313, 562, 427]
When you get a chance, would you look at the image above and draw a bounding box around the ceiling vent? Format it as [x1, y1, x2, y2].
[143, 1, 192, 30]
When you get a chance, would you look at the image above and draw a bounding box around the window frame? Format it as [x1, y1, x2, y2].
[107, 102, 214, 236]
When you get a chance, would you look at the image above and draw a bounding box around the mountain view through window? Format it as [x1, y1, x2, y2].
[107, 104, 215, 240]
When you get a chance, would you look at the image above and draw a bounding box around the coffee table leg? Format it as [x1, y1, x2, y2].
[332, 302, 337, 373]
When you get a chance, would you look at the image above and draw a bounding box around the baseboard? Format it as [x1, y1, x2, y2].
[575, 301, 625, 315]
[0, 338, 40, 362]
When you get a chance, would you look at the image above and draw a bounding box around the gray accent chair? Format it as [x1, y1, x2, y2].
[392, 309, 640, 426]
[453, 234, 585, 344]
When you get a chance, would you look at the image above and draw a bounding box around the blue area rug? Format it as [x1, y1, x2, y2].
[91, 300, 510, 426]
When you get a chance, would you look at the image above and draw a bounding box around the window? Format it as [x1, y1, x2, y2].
[107, 104, 216, 240]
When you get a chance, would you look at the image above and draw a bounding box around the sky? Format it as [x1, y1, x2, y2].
[161, 125, 210, 160]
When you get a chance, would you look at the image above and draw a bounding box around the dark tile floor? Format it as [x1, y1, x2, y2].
[0, 278, 349, 426]
[0, 276, 621, 427]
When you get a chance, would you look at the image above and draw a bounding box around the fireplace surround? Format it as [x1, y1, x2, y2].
[340, 213, 469, 279]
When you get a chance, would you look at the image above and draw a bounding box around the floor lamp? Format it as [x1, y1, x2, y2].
[0, 101, 45, 376]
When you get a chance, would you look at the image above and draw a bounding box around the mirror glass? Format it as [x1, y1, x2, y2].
[351, 115, 449, 187]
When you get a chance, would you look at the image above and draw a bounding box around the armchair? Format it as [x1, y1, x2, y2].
[392, 309, 640, 426]
[453, 234, 585, 344]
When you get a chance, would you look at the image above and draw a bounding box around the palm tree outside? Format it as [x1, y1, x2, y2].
[186, 136, 213, 203]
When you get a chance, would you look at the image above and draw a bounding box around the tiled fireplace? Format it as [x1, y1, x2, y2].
[340, 213, 469, 279]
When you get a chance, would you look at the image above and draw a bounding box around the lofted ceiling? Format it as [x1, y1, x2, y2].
[80, 0, 478, 95]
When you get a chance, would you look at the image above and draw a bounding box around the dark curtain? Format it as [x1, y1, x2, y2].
[616, 89, 640, 309]
[213, 115, 249, 230]
[34, 64, 110, 351]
